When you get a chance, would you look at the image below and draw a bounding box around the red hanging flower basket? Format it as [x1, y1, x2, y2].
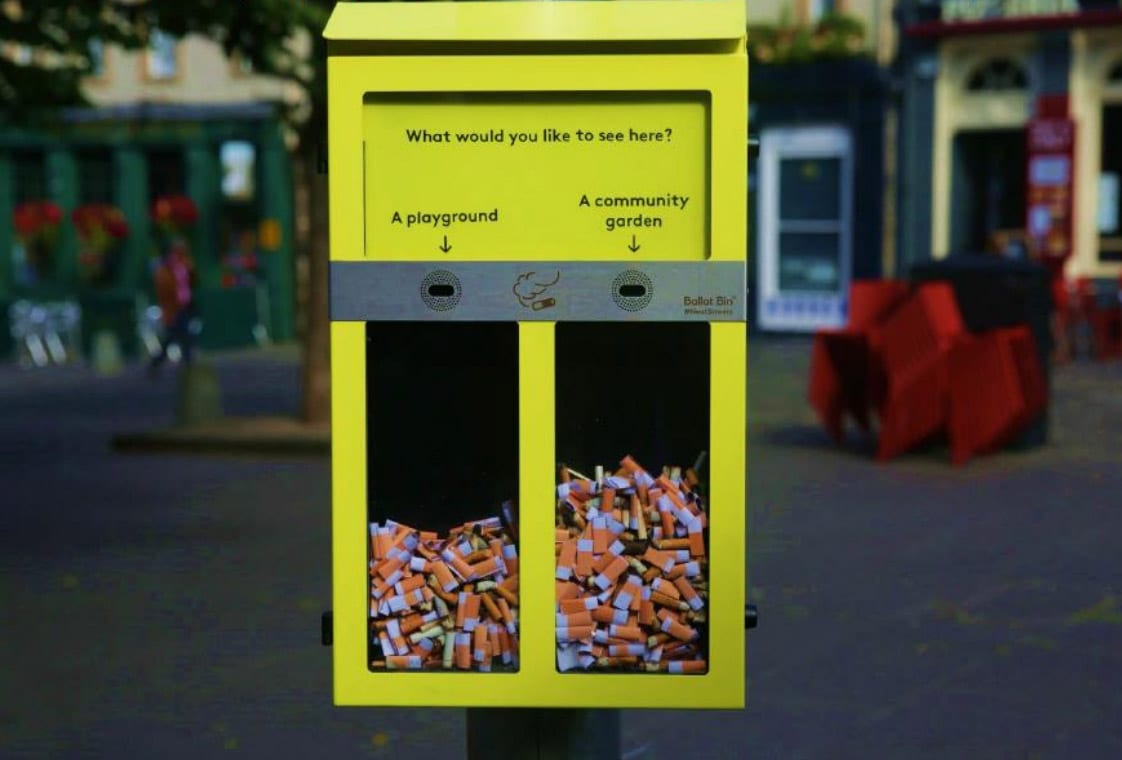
[150, 194, 199, 234]
[12, 200, 63, 280]
[73, 203, 130, 284]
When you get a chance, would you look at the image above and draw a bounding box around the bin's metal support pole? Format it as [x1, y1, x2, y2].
[467, 708, 621, 760]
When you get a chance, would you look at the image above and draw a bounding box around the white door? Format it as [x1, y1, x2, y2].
[757, 126, 853, 332]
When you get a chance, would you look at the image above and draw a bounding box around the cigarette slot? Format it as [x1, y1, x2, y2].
[369, 514, 519, 673]
[554, 455, 709, 675]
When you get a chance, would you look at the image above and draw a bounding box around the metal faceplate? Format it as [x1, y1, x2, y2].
[329, 261, 746, 322]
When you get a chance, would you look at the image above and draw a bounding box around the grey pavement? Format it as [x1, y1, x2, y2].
[1, 340, 1121, 759]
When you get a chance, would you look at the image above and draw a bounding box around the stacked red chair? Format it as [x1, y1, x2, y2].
[807, 281, 910, 443]
[948, 325, 1047, 465]
[872, 282, 965, 462]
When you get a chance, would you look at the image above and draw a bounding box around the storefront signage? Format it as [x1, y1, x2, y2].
[1025, 98, 1076, 264]
[942, 0, 1079, 22]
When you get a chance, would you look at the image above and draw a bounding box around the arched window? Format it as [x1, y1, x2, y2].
[966, 58, 1029, 92]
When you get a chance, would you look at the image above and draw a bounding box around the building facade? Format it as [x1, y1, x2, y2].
[747, 0, 898, 332]
[895, 0, 1122, 282]
[1, 34, 299, 359]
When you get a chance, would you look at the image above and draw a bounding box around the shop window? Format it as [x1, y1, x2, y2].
[220, 141, 256, 202]
[12, 150, 46, 204]
[965, 59, 1028, 92]
[1109, 59, 1122, 85]
[950, 130, 1026, 253]
[87, 38, 106, 80]
[146, 30, 178, 81]
[808, 0, 837, 22]
[146, 149, 185, 200]
[1099, 105, 1122, 262]
[757, 126, 852, 332]
[76, 149, 114, 205]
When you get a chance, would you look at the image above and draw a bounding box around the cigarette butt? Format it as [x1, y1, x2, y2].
[399, 613, 425, 635]
[608, 644, 646, 657]
[612, 576, 642, 611]
[660, 617, 698, 642]
[673, 577, 704, 610]
[501, 574, 519, 593]
[654, 538, 691, 551]
[386, 655, 423, 670]
[427, 575, 458, 604]
[556, 625, 594, 642]
[668, 660, 707, 674]
[556, 540, 577, 581]
[441, 632, 455, 669]
[591, 605, 630, 625]
[397, 574, 426, 595]
[594, 465, 604, 484]
[660, 509, 675, 537]
[639, 598, 655, 626]
[600, 488, 617, 514]
[575, 537, 594, 576]
[643, 547, 675, 573]
[559, 464, 572, 483]
[651, 591, 689, 611]
[495, 584, 519, 607]
[470, 556, 504, 580]
[376, 556, 404, 583]
[455, 632, 472, 669]
[592, 552, 617, 576]
[473, 624, 488, 662]
[597, 656, 640, 668]
[462, 593, 482, 631]
[594, 556, 629, 591]
[687, 524, 705, 558]
[497, 596, 516, 632]
[557, 609, 593, 628]
[480, 592, 502, 622]
[501, 544, 519, 576]
[490, 623, 502, 657]
[408, 625, 446, 644]
[556, 581, 581, 603]
[560, 598, 594, 614]
[464, 549, 492, 565]
[591, 517, 610, 554]
[652, 577, 681, 600]
[609, 624, 645, 642]
[631, 494, 648, 540]
[455, 592, 468, 629]
[555, 528, 572, 542]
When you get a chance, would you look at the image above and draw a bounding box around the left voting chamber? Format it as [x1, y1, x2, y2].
[365, 323, 520, 672]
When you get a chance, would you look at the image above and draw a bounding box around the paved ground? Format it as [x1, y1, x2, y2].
[1, 340, 1120, 759]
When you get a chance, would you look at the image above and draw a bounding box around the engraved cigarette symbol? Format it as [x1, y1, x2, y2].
[513, 270, 560, 311]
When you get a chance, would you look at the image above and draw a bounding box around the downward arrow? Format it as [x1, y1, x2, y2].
[628, 235, 641, 253]
[439, 235, 452, 253]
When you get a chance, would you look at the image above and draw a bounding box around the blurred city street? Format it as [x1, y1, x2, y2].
[1, 340, 1120, 759]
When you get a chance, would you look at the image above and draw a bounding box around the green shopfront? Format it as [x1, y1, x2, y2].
[0, 102, 296, 362]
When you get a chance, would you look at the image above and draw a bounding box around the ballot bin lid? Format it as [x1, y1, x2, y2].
[324, 0, 746, 43]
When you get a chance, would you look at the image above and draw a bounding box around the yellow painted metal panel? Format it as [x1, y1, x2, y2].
[364, 93, 709, 261]
[330, 53, 745, 263]
[324, 0, 745, 43]
[327, 0, 747, 708]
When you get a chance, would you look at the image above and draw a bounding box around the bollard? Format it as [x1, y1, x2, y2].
[175, 361, 223, 426]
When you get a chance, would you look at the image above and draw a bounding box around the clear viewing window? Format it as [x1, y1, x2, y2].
[554, 323, 710, 675]
[365, 323, 520, 673]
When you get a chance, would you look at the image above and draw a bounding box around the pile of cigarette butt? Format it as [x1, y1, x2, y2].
[555, 455, 708, 674]
[369, 516, 519, 672]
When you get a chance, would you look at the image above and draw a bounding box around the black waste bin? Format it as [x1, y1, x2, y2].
[911, 254, 1052, 449]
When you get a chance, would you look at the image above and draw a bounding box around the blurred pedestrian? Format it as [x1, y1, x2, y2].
[149, 238, 197, 374]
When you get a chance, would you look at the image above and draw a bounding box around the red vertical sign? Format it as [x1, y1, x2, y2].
[1025, 95, 1076, 268]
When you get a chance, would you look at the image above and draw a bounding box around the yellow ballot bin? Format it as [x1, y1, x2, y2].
[326, 0, 747, 709]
